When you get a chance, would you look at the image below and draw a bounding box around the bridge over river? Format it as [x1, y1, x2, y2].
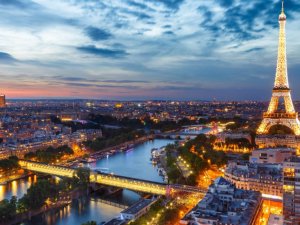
[19, 160, 206, 196]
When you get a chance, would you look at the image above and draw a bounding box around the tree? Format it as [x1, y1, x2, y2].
[0, 156, 19, 173]
[9, 196, 17, 216]
[84, 129, 145, 152]
[24, 152, 36, 160]
[168, 167, 181, 183]
[242, 153, 251, 161]
[24, 145, 74, 163]
[16, 197, 28, 213]
[21, 179, 57, 210]
[50, 115, 62, 124]
[75, 167, 91, 191]
[158, 208, 179, 225]
[81, 221, 97, 225]
[0, 196, 18, 221]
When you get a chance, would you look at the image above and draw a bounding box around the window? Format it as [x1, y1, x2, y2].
[284, 168, 295, 178]
[283, 185, 294, 193]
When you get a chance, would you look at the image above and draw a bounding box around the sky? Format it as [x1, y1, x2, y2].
[1, 0, 300, 100]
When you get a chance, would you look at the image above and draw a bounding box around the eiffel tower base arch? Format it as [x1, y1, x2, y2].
[257, 117, 300, 136]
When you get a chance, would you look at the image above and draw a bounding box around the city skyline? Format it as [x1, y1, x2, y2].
[0, 2, 298, 224]
[1, 0, 300, 100]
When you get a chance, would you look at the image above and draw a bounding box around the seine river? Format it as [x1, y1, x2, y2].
[0, 139, 174, 225]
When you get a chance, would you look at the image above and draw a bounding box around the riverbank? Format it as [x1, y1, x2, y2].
[0, 183, 93, 225]
[0, 172, 33, 185]
[0, 199, 71, 225]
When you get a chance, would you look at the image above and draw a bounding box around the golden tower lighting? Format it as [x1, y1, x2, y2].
[257, 0, 300, 135]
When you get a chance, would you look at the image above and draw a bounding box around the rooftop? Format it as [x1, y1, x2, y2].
[267, 214, 283, 225]
[191, 177, 262, 225]
[121, 199, 154, 215]
[285, 156, 300, 163]
[252, 147, 295, 153]
[225, 161, 282, 181]
[104, 218, 127, 225]
[214, 176, 232, 186]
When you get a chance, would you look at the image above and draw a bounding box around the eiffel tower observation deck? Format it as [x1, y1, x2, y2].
[257, 0, 300, 136]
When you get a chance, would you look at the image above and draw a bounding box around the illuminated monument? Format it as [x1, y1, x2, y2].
[257, 0, 300, 136]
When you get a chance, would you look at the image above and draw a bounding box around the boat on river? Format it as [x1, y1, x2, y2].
[120, 144, 135, 153]
[80, 156, 97, 163]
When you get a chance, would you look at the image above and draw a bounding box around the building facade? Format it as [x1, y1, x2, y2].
[249, 148, 295, 164]
[0, 95, 5, 108]
[256, 135, 300, 150]
[225, 161, 283, 198]
[283, 156, 300, 224]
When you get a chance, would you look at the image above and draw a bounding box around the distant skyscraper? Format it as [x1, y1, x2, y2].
[0, 94, 6, 107]
[257, 0, 300, 135]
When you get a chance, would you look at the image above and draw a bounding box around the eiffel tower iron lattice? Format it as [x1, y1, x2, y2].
[257, 0, 300, 135]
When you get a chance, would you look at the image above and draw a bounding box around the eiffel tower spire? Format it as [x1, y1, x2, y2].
[257, 0, 300, 135]
[274, 0, 288, 89]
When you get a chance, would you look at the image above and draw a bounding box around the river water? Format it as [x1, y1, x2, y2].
[0, 139, 174, 225]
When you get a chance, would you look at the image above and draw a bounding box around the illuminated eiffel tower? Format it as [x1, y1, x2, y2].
[257, 0, 300, 135]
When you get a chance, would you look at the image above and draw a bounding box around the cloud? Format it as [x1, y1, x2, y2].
[154, 85, 201, 91]
[61, 82, 140, 89]
[84, 26, 113, 41]
[0, 0, 30, 8]
[77, 45, 128, 58]
[146, 0, 185, 10]
[198, 0, 300, 43]
[52, 76, 149, 84]
[52, 76, 97, 82]
[163, 31, 174, 35]
[126, 0, 155, 11]
[245, 47, 264, 53]
[197, 6, 219, 36]
[102, 80, 150, 83]
[0, 52, 17, 63]
[120, 8, 153, 21]
[217, 0, 235, 7]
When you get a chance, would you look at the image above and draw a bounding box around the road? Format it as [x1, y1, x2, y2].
[254, 199, 282, 225]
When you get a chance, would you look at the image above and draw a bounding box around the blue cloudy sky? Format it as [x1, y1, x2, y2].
[0, 0, 300, 100]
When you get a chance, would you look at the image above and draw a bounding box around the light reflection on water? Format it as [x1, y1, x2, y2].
[2, 139, 174, 225]
[22, 198, 123, 225]
[0, 185, 5, 200]
[93, 139, 174, 182]
[11, 180, 17, 196]
[0, 175, 37, 201]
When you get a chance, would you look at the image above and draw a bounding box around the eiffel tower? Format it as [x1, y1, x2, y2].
[257, 0, 300, 135]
